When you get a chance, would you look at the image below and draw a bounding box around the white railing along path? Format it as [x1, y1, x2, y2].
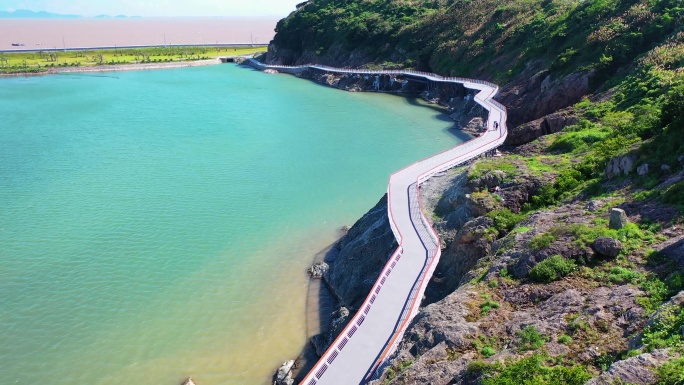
[244, 59, 508, 385]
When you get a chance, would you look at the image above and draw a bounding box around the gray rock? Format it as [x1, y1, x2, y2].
[331, 307, 350, 330]
[585, 200, 603, 212]
[341, 225, 351, 234]
[605, 154, 636, 179]
[609, 208, 628, 230]
[273, 360, 295, 385]
[327, 195, 397, 310]
[429, 216, 494, 300]
[637, 163, 649, 176]
[307, 262, 329, 279]
[505, 111, 578, 145]
[593, 237, 623, 258]
[584, 349, 675, 385]
[463, 117, 485, 132]
[471, 170, 507, 190]
[678, 155, 684, 163]
[482, 170, 506, 188]
[662, 164, 671, 172]
[309, 333, 329, 357]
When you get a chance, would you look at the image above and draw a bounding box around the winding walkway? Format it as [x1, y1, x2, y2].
[246, 59, 508, 385]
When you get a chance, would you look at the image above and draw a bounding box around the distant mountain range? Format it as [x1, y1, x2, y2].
[0, 9, 136, 19]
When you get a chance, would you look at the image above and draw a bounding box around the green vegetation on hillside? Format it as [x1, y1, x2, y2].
[274, 0, 683, 82]
[468, 354, 592, 385]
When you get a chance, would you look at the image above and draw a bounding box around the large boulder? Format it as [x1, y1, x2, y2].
[505, 111, 578, 145]
[593, 237, 623, 258]
[637, 164, 649, 176]
[609, 208, 629, 230]
[273, 360, 295, 385]
[605, 154, 636, 179]
[470, 170, 507, 189]
[584, 349, 675, 385]
[307, 262, 329, 279]
[500, 68, 590, 128]
[462, 117, 485, 133]
[310, 307, 350, 356]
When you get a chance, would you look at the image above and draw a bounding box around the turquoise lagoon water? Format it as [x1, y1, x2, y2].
[0, 65, 467, 385]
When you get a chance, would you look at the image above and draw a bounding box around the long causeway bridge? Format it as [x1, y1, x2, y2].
[246, 59, 508, 385]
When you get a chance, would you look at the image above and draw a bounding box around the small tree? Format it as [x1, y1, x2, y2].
[661, 85, 684, 139]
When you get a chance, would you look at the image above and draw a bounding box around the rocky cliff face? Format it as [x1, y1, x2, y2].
[305, 195, 397, 358]
[289, 139, 684, 384]
[262, 44, 593, 146]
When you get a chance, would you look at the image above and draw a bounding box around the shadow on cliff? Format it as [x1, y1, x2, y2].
[291, 195, 398, 382]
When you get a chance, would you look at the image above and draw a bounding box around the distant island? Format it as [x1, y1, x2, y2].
[0, 9, 135, 19]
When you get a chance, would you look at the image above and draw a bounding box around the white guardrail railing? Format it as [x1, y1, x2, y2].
[244, 59, 508, 384]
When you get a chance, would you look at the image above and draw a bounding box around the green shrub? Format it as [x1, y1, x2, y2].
[466, 360, 493, 375]
[486, 209, 527, 233]
[558, 335, 572, 345]
[481, 354, 592, 385]
[594, 353, 620, 371]
[642, 304, 684, 352]
[530, 233, 556, 250]
[608, 266, 643, 284]
[529, 168, 590, 209]
[481, 346, 496, 358]
[549, 129, 609, 153]
[481, 300, 500, 316]
[517, 325, 546, 351]
[638, 277, 671, 314]
[529, 255, 576, 283]
[661, 85, 684, 140]
[661, 181, 684, 209]
[656, 357, 684, 385]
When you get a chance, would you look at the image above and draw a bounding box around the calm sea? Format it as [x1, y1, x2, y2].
[0, 65, 466, 384]
[0, 18, 278, 50]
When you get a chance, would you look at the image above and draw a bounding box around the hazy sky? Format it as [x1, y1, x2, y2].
[0, 0, 303, 17]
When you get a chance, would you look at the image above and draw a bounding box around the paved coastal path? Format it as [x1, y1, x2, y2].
[246, 59, 508, 385]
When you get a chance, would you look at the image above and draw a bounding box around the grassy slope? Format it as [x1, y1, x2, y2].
[273, 0, 682, 81]
[273, 1, 684, 383]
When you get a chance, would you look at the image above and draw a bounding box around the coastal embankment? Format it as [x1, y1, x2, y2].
[0, 45, 266, 76]
[0, 58, 222, 77]
[45, 58, 222, 74]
